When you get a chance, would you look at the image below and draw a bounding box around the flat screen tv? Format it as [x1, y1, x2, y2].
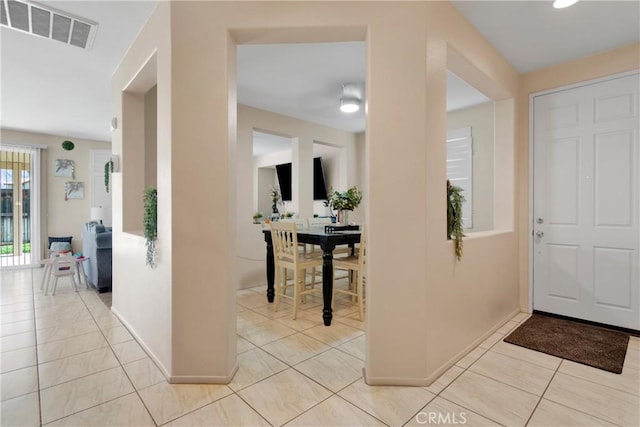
[275, 162, 292, 201]
[275, 157, 328, 202]
[313, 157, 329, 200]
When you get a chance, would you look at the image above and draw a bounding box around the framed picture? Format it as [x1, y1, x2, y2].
[65, 181, 84, 200]
[55, 159, 75, 178]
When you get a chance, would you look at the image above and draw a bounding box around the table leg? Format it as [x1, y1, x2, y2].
[322, 249, 334, 326]
[40, 264, 51, 293]
[77, 261, 89, 289]
[266, 239, 275, 303]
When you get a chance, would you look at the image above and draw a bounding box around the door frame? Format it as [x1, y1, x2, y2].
[528, 69, 640, 313]
[0, 143, 44, 267]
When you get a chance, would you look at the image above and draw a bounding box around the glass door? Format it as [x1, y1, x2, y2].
[1, 149, 33, 267]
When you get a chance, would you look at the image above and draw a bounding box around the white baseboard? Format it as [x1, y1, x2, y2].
[169, 363, 239, 384]
[111, 306, 171, 380]
[364, 308, 522, 387]
[364, 371, 430, 387]
[423, 308, 522, 386]
[110, 306, 239, 384]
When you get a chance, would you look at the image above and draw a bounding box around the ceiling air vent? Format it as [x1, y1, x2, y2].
[1, 0, 98, 49]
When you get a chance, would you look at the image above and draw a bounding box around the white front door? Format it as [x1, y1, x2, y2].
[533, 73, 639, 330]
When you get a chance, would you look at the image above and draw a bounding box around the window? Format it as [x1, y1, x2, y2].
[446, 127, 473, 229]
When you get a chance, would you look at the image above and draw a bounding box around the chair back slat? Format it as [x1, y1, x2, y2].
[271, 221, 300, 267]
[358, 224, 367, 270]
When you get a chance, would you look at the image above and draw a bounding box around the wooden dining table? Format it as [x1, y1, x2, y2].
[263, 227, 361, 326]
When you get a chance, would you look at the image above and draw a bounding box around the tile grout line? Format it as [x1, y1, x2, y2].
[549, 364, 639, 398]
[534, 366, 630, 427]
[31, 267, 44, 427]
[237, 291, 383, 426]
[181, 296, 369, 427]
[76, 289, 161, 427]
[156, 292, 364, 425]
[418, 314, 534, 427]
[241, 301, 381, 426]
[36, 286, 159, 426]
[523, 359, 563, 426]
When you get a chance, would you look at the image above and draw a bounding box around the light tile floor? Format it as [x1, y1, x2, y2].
[1, 268, 639, 426]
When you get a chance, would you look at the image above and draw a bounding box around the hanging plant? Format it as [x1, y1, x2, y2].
[447, 180, 465, 261]
[61, 140, 75, 151]
[104, 160, 114, 193]
[143, 187, 158, 268]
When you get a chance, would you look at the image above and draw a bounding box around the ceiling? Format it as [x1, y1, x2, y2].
[1, 1, 638, 143]
[238, 42, 366, 134]
[0, 1, 157, 142]
[452, 0, 640, 73]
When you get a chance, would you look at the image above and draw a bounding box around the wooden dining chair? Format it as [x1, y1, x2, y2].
[278, 218, 319, 284]
[270, 221, 323, 319]
[333, 225, 366, 321]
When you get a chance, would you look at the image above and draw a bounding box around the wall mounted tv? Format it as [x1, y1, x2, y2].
[275, 157, 328, 202]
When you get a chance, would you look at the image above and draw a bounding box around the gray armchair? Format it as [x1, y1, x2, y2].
[82, 222, 112, 292]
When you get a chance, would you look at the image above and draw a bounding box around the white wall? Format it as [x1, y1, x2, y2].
[110, 2, 174, 380]
[447, 101, 494, 232]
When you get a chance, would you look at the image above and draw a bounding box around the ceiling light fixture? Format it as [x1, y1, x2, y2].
[340, 97, 360, 113]
[553, 0, 579, 9]
[339, 83, 363, 113]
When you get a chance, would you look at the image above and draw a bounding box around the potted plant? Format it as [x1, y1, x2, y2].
[269, 186, 281, 214]
[447, 180, 465, 260]
[284, 211, 294, 218]
[252, 212, 263, 223]
[324, 186, 362, 224]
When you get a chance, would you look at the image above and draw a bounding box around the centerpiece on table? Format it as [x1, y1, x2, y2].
[325, 186, 362, 225]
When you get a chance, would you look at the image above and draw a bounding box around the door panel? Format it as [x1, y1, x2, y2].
[547, 137, 580, 225]
[533, 73, 639, 330]
[593, 247, 633, 309]
[547, 244, 580, 301]
[594, 131, 634, 227]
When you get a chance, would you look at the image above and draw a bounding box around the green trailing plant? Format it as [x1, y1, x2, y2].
[447, 180, 465, 261]
[324, 186, 362, 211]
[143, 187, 158, 268]
[104, 160, 114, 193]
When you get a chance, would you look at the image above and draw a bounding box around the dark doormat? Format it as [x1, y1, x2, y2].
[504, 314, 629, 374]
